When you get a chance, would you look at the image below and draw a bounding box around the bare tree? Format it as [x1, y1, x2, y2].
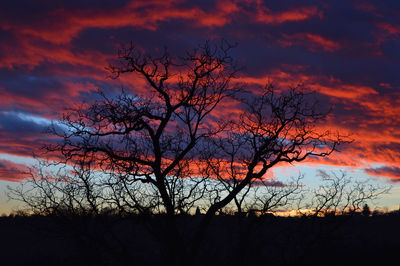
[9, 40, 350, 264]
[202, 129, 305, 216]
[181, 84, 347, 259]
[249, 175, 304, 215]
[302, 170, 390, 217]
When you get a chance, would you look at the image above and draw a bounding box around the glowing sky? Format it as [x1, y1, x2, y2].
[0, 0, 399, 212]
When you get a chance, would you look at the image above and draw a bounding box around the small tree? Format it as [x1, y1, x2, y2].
[303, 171, 389, 217]
[362, 204, 371, 216]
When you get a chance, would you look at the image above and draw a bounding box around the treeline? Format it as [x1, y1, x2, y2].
[1, 213, 399, 266]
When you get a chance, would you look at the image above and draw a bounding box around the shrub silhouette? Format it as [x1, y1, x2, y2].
[362, 204, 371, 216]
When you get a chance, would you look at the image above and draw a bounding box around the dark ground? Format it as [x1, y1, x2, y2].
[1, 213, 399, 266]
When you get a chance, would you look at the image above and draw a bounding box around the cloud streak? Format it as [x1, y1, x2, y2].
[365, 166, 400, 182]
[0, 159, 29, 182]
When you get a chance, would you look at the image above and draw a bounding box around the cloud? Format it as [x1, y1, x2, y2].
[251, 180, 290, 187]
[0, 0, 241, 46]
[376, 22, 400, 35]
[353, 1, 376, 13]
[0, 159, 30, 182]
[365, 165, 400, 182]
[0, 111, 63, 157]
[279, 33, 341, 52]
[254, 4, 322, 24]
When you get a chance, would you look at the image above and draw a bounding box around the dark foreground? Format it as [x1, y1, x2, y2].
[1, 213, 399, 266]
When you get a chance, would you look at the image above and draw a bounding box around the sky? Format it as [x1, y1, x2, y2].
[0, 0, 399, 213]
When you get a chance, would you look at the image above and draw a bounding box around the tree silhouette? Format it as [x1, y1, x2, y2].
[9, 40, 350, 264]
[300, 171, 389, 217]
[362, 204, 371, 216]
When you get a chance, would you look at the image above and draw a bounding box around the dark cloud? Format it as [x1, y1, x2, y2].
[0, 70, 63, 98]
[0, 159, 29, 182]
[252, 180, 289, 187]
[0, 112, 64, 157]
[365, 165, 400, 182]
[0, 112, 47, 134]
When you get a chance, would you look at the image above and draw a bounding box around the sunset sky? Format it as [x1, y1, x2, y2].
[1, 0, 399, 213]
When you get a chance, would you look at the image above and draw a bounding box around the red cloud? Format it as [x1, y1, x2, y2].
[0, 79, 100, 115]
[234, 68, 400, 175]
[237, 69, 378, 100]
[353, 1, 376, 13]
[365, 165, 400, 182]
[279, 33, 341, 52]
[0, 131, 48, 158]
[0, 33, 112, 70]
[371, 22, 400, 55]
[1, 0, 240, 46]
[255, 4, 322, 24]
[376, 22, 400, 35]
[0, 0, 324, 54]
[0, 159, 30, 182]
